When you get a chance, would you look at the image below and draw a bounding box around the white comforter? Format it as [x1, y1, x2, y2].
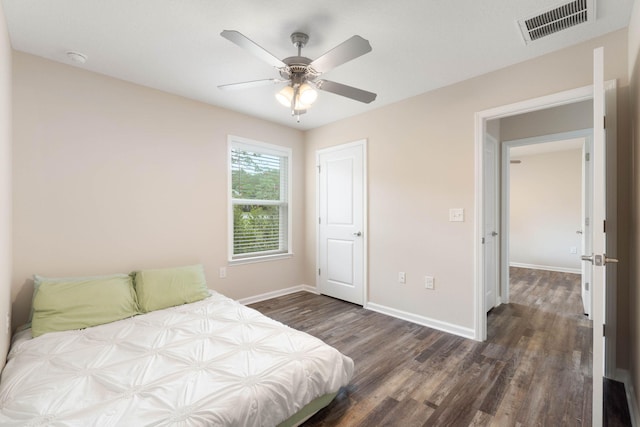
[0, 292, 354, 426]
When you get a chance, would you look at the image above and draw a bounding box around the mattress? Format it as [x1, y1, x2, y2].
[0, 291, 354, 426]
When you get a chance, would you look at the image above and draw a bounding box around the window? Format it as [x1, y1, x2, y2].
[228, 136, 292, 262]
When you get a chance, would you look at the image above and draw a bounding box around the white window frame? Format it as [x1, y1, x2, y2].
[227, 135, 293, 264]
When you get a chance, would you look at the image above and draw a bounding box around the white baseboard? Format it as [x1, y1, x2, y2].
[365, 302, 475, 339]
[237, 284, 318, 306]
[240, 287, 475, 340]
[614, 369, 639, 427]
[509, 262, 581, 274]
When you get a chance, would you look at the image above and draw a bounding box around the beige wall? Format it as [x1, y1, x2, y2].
[11, 52, 306, 327]
[0, 2, 12, 369]
[305, 29, 628, 332]
[509, 148, 582, 271]
[628, 0, 640, 417]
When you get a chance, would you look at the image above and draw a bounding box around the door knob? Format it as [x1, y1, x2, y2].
[353, 231, 362, 237]
[491, 231, 498, 237]
[581, 254, 619, 266]
[576, 230, 583, 235]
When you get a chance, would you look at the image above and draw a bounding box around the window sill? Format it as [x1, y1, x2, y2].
[228, 253, 294, 266]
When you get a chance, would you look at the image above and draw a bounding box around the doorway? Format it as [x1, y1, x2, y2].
[474, 81, 617, 358]
[501, 131, 593, 317]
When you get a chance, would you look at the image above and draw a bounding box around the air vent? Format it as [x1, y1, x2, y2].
[518, 0, 594, 44]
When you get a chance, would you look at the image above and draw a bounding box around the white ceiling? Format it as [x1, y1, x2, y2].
[1, 0, 634, 130]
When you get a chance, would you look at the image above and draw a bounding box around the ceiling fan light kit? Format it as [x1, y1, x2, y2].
[275, 83, 317, 111]
[219, 30, 377, 123]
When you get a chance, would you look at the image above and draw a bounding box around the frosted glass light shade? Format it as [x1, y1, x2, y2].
[298, 84, 318, 105]
[275, 86, 294, 107]
[275, 83, 318, 110]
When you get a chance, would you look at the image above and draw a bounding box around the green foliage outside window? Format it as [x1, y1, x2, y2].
[231, 149, 287, 256]
[233, 205, 280, 254]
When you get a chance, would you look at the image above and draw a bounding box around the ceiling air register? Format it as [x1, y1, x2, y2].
[518, 0, 594, 44]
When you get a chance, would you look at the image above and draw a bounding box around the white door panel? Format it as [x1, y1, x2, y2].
[327, 239, 354, 284]
[327, 159, 354, 225]
[484, 136, 499, 311]
[318, 142, 365, 305]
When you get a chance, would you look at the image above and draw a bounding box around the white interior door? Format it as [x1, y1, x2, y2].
[484, 135, 499, 311]
[317, 141, 365, 305]
[586, 46, 612, 427]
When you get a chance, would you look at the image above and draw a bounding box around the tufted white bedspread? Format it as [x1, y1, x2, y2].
[0, 292, 354, 426]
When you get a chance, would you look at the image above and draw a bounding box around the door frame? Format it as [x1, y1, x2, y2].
[474, 84, 593, 341]
[315, 139, 368, 305]
[474, 80, 618, 383]
[500, 129, 593, 309]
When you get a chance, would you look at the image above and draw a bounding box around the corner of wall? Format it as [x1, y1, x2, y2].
[0, 0, 13, 371]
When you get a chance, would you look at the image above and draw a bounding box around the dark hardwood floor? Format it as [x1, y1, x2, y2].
[604, 378, 633, 427]
[250, 267, 593, 426]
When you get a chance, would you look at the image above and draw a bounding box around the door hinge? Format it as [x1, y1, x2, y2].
[585, 217, 590, 226]
[318, 268, 321, 276]
[585, 152, 590, 162]
[604, 116, 606, 129]
[481, 237, 485, 244]
[603, 324, 606, 337]
[585, 282, 589, 291]
[603, 220, 606, 233]
[319, 217, 321, 224]
[317, 165, 321, 173]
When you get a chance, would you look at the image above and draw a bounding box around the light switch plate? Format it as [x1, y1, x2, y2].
[425, 276, 435, 290]
[449, 208, 464, 222]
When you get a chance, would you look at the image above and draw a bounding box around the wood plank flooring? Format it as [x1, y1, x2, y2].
[249, 267, 592, 426]
[604, 378, 633, 426]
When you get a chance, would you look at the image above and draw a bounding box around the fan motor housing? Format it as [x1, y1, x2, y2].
[280, 56, 318, 81]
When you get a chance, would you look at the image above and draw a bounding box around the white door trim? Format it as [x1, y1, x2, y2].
[474, 83, 593, 342]
[315, 139, 368, 305]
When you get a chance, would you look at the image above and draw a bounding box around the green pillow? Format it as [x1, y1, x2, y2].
[134, 264, 209, 313]
[28, 273, 127, 325]
[31, 274, 140, 338]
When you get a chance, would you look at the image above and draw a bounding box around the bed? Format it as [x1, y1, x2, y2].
[0, 266, 354, 426]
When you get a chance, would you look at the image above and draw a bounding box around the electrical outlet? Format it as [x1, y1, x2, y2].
[398, 272, 406, 284]
[425, 276, 435, 290]
[570, 246, 577, 254]
[219, 267, 227, 279]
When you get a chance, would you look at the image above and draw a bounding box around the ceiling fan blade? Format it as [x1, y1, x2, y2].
[310, 35, 372, 74]
[315, 80, 377, 104]
[218, 78, 285, 90]
[221, 30, 286, 68]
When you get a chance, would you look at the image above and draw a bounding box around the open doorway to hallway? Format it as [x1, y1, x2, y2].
[507, 136, 590, 316]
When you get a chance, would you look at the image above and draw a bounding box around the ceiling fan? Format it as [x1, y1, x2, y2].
[218, 30, 377, 122]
